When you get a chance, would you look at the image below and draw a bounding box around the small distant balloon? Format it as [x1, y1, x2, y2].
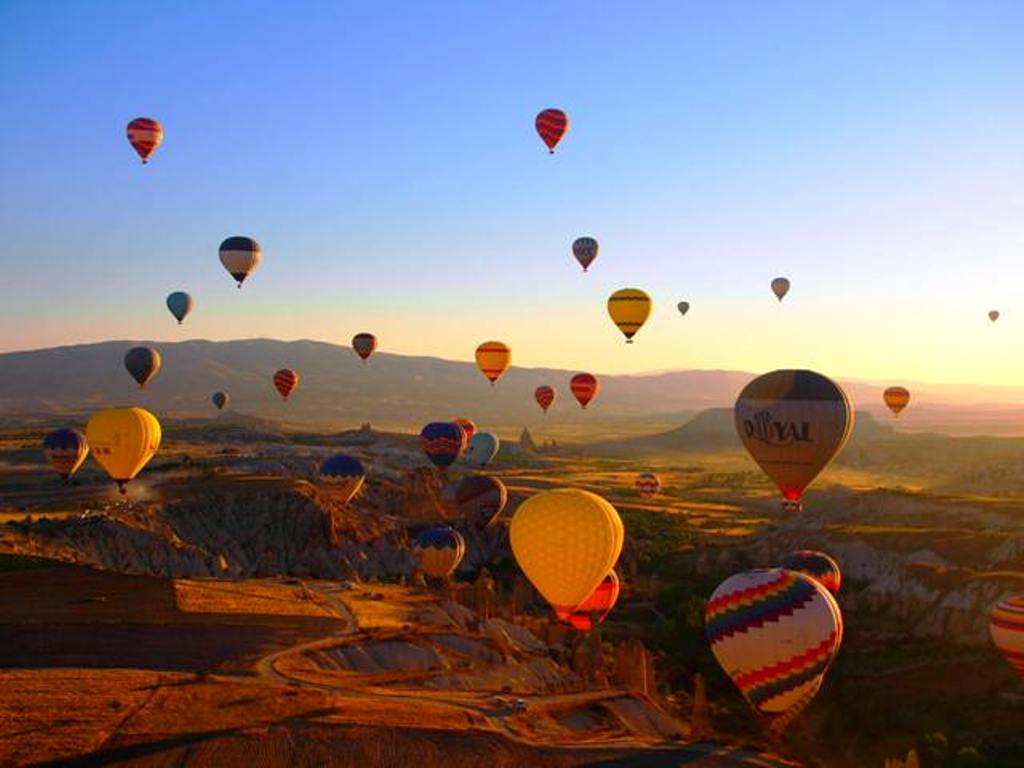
[453, 418, 477, 443]
[607, 288, 652, 343]
[771, 277, 791, 302]
[124, 346, 161, 389]
[319, 453, 366, 504]
[126, 117, 163, 163]
[42, 428, 89, 482]
[989, 310, 1000, 322]
[165, 291, 193, 324]
[352, 333, 377, 362]
[635, 472, 661, 499]
[535, 108, 569, 153]
[475, 341, 511, 385]
[219, 236, 262, 288]
[883, 386, 910, 417]
[212, 392, 229, 411]
[414, 526, 466, 579]
[535, 385, 556, 414]
[570, 373, 599, 409]
[677, 301, 690, 316]
[465, 431, 499, 467]
[273, 369, 299, 401]
[572, 237, 599, 272]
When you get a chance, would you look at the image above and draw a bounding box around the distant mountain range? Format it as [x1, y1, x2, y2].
[2, 338, 1024, 436]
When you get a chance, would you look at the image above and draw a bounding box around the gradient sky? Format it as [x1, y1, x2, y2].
[2, 1, 1023, 383]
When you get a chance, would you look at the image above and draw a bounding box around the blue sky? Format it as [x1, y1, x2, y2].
[2, 1, 1023, 382]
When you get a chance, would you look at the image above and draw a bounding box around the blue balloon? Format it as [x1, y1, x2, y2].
[166, 291, 194, 324]
[420, 422, 467, 470]
[465, 431, 499, 467]
[415, 525, 464, 551]
[320, 453, 365, 480]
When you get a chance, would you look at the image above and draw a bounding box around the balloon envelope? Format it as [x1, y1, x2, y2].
[991, 594, 1024, 680]
[219, 236, 261, 287]
[453, 418, 477, 443]
[556, 571, 620, 631]
[677, 301, 690, 316]
[535, 385, 556, 413]
[455, 475, 508, 528]
[124, 347, 161, 389]
[607, 288, 652, 343]
[421, 422, 467, 470]
[989, 310, 1000, 322]
[771, 277, 791, 302]
[126, 117, 163, 163]
[883, 386, 910, 417]
[42, 428, 89, 480]
[319, 453, 366, 503]
[734, 370, 853, 510]
[86, 407, 161, 492]
[166, 292, 193, 324]
[414, 526, 466, 578]
[212, 392, 229, 411]
[510, 488, 623, 613]
[780, 550, 841, 595]
[570, 373, 600, 409]
[635, 472, 661, 499]
[352, 332, 377, 362]
[475, 341, 511, 385]
[706, 569, 842, 735]
[273, 369, 299, 400]
[465, 431, 499, 467]
[572, 237, 598, 272]
[535, 108, 569, 152]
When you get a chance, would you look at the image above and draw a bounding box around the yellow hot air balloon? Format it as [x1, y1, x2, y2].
[883, 386, 910, 417]
[510, 488, 624, 614]
[607, 288, 652, 343]
[475, 341, 511, 385]
[85, 407, 162, 494]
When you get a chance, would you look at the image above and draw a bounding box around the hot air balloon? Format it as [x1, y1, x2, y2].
[352, 332, 377, 363]
[124, 347, 161, 389]
[319, 453, 366, 504]
[510, 489, 624, 614]
[85, 407, 161, 493]
[771, 278, 791, 302]
[453, 418, 477, 443]
[572, 237, 599, 272]
[991, 594, 1024, 680]
[705, 569, 843, 736]
[42, 428, 89, 482]
[535, 108, 569, 153]
[421, 421, 467, 472]
[734, 370, 853, 511]
[780, 550, 841, 595]
[989, 310, 1000, 322]
[212, 391, 229, 411]
[475, 341, 511, 385]
[570, 373, 600, 409]
[607, 288, 652, 343]
[556, 571, 620, 631]
[414, 526, 466, 579]
[273, 369, 299, 401]
[535, 385, 556, 414]
[219, 236, 261, 288]
[456, 475, 508, 528]
[465, 431, 499, 467]
[126, 117, 163, 163]
[635, 472, 661, 499]
[677, 301, 690, 316]
[883, 386, 910, 417]
[165, 292, 193, 324]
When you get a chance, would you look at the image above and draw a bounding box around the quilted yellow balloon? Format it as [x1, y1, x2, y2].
[86, 407, 162, 493]
[510, 488, 624, 612]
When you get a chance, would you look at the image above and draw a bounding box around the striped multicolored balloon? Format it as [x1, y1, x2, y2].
[126, 117, 163, 163]
[991, 594, 1024, 680]
[535, 108, 569, 153]
[705, 568, 842, 736]
[572, 237, 598, 272]
[475, 341, 511, 385]
[219, 236, 262, 288]
[273, 368, 299, 401]
[420, 421, 467, 471]
[635, 472, 661, 499]
[535, 385, 556, 414]
[780, 550, 841, 595]
[570, 373, 599, 409]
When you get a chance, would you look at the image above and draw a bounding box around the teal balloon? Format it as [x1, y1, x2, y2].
[166, 291, 194, 324]
[465, 432, 499, 467]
